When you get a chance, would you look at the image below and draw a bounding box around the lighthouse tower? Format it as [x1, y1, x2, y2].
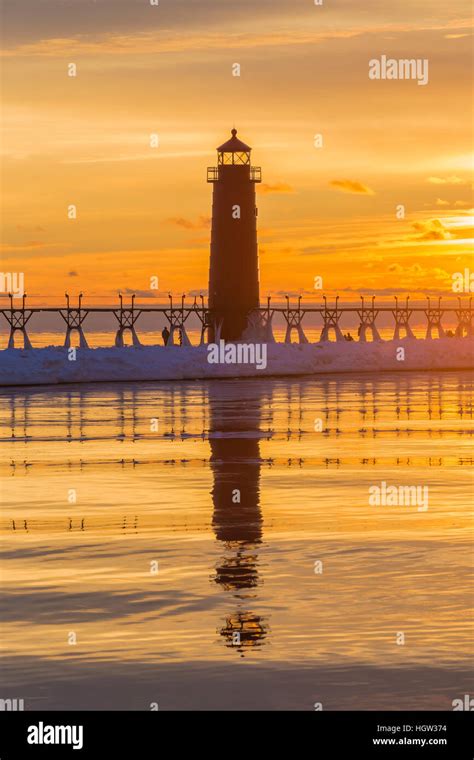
[207, 129, 261, 341]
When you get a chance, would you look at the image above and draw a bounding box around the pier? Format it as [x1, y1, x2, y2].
[0, 293, 472, 349]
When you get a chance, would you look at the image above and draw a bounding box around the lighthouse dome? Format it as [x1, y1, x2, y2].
[217, 129, 251, 153]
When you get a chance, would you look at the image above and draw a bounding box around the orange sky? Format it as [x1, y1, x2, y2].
[1, 0, 472, 305]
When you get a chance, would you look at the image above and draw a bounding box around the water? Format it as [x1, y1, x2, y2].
[1, 371, 472, 710]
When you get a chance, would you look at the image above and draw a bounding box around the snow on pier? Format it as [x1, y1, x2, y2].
[1, 337, 472, 387]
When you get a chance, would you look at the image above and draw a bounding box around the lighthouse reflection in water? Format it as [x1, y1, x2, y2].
[209, 384, 267, 653]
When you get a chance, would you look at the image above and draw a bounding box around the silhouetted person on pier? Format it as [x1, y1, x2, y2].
[161, 326, 170, 345]
[344, 332, 354, 341]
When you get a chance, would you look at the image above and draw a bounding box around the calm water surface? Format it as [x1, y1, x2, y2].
[1, 371, 472, 709]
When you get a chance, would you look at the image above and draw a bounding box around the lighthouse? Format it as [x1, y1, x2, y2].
[207, 129, 261, 341]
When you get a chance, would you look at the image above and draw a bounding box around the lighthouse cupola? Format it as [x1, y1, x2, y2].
[217, 128, 251, 165]
[207, 129, 261, 341]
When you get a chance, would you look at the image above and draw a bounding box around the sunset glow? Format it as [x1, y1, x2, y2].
[1, 0, 472, 303]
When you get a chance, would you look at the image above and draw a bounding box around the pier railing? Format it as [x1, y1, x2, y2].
[0, 293, 472, 348]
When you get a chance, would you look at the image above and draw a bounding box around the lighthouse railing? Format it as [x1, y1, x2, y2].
[250, 167, 262, 182]
[207, 167, 219, 182]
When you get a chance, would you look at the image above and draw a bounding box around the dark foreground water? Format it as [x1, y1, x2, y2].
[0, 371, 472, 710]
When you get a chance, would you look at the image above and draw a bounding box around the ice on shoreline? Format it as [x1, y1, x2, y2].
[0, 337, 473, 387]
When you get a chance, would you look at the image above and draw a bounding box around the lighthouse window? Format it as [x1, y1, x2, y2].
[234, 152, 250, 165]
[219, 151, 250, 166]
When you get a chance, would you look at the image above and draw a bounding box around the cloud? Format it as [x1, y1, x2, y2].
[434, 198, 472, 209]
[273, 290, 305, 298]
[329, 179, 375, 195]
[64, 150, 210, 165]
[164, 216, 210, 230]
[0, 28, 364, 59]
[257, 182, 295, 195]
[427, 176, 466, 185]
[388, 262, 423, 274]
[1, 0, 470, 53]
[1, 0, 302, 48]
[120, 288, 157, 298]
[0, 240, 50, 252]
[432, 267, 451, 280]
[299, 240, 369, 255]
[16, 224, 44, 232]
[412, 219, 452, 241]
[341, 286, 453, 296]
